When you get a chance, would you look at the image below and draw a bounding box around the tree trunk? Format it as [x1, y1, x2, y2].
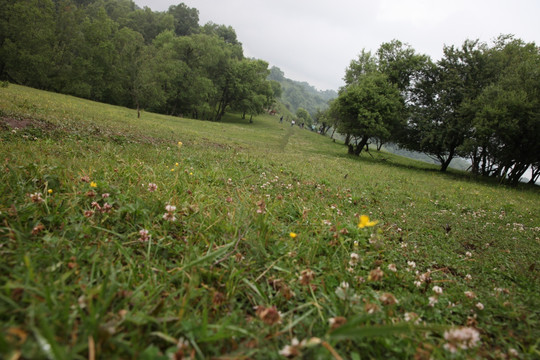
[497, 164, 510, 183]
[529, 167, 540, 184]
[508, 162, 529, 185]
[354, 136, 370, 156]
[470, 148, 479, 175]
[439, 147, 455, 172]
[481, 147, 489, 176]
[214, 100, 225, 121]
[440, 160, 451, 172]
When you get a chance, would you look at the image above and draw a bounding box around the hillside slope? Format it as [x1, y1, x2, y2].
[269, 66, 337, 116]
[1, 84, 539, 359]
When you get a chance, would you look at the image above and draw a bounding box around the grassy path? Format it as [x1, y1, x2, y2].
[278, 124, 296, 152]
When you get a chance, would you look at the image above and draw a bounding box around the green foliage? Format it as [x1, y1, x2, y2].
[335, 37, 539, 182]
[333, 41, 428, 151]
[167, 2, 199, 37]
[202, 22, 242, 46]
[343, 49, 378, 85]
[399, 37, 540, 181]
[124, 7, 174, 43]
[1, 0, 56, 88]
[376, 39, 431, 97]
[0, 0, 274, 123]
[337, 72, 404, 155]
[404, 40, 491, 171]
[295, 107, 311, 125]
[467, 37, 540, 183]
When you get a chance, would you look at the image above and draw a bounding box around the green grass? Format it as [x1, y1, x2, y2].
[1, 84, 539, 359]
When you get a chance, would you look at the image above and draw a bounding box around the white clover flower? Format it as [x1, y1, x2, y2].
[163, 212, 177, 222]
[138, 229, 150, 242]
[349, 252, 360, 266]
[432, 286, 443, 294]
[404, 312, 421, 324]
[508, 348, 519, 357]
[29, 192, 44, 203]
[443, 327, 480, 353]
[278, 338, 305, 357]
[419, 271, 431, 282]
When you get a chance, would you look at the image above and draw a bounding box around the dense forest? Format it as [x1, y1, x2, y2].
[321, 38, 540, 184]
[0, 0, 280, 121]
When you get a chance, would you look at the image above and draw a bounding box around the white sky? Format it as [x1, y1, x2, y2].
[133, 0, 540, 91]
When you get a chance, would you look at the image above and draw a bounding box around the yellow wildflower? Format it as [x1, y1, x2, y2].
[175, 162, 179, 166]
[47, 189, 53, 194]
[289, 232, 297, 239]
[358, 215, 377, 228]
[178, 141, 183, 147]
[90, 181, 97, 188]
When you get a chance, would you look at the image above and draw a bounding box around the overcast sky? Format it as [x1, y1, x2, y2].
[133, 0, 540, 91]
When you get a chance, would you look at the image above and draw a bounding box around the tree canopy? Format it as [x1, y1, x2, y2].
[0, 0, 277, 122]
[323, 37, 539, 184]
[336, 72, 404, 155]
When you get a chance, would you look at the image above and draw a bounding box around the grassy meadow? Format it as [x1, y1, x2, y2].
[1, 84, 539, 359]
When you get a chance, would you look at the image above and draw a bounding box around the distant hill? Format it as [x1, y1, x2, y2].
[268, 66, 337, 117]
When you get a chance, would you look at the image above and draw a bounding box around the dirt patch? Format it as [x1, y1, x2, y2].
[0, 116, 57, 131]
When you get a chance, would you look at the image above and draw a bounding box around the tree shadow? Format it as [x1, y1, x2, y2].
[334, 148, 540, 192]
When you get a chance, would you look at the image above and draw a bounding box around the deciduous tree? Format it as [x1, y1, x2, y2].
[403, 40, 490, 171]
[337, 72, 404, 156]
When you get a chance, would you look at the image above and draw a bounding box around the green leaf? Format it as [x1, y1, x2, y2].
[139, 345, 169, 360]
[178, 242, 234, 271]
[330, 322, 447, 341]
[150, 331, 178, 345]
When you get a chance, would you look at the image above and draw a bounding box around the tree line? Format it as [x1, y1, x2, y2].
[0, 0, 280, 121]
[321, 37, 540, 185]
